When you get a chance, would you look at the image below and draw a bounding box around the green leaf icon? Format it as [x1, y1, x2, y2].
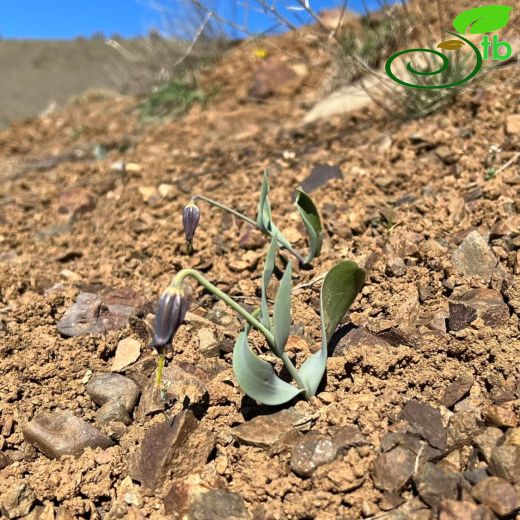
[453, 5, 513, 35]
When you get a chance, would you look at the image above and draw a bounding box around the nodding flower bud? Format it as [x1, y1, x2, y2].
[152, 286, 188, 348]
[182, 202, 200, 243]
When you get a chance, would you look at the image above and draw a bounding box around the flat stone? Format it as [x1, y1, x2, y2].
[96, 400, 131, 426]
[474, 427, 504, 463]
[442, 373, 474, 408]
[22, 409, 113, 459]
[449, 289, 509, 331]
[231, 409, 303, 448]
[372, 446, 416, 492]
[402, 400, 447, 450]
[0, 484, 35, 519]
[472, 476, 520, 516]
[300, 163, 343, 193]
[86, 373, 140, 412]
[331, 326, 390, 357]
[438, 499, 496, 520]
[57, 290, 142, 337]
[111, 337, 141, 372]
[452, 231, 497, 282]
[290, 433, 342, 478]
[413, 462, 460, 507]
[484, 404, 518, 428]
[130, 410, 214, 490]
[489, 444, 520, 483]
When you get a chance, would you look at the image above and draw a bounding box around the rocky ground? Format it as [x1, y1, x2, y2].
[1, 6, 520, 519]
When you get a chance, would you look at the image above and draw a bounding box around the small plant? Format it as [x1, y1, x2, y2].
[183, 170, 323, 266]
[153, 234, 365, 405]
[140, 76, 207, 119]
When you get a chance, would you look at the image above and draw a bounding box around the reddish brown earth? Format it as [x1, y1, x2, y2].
[1, 6, 520, 519]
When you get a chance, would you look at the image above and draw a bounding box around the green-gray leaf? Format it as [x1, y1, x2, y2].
[298, 260, 365, 396]
[256, 170, 272, 233]
[453, 5, 512, 34]
[273, 261, 292, 356]
[232, 324, 303, 405]
[261, 234, 277, 330]
[296, 188, 323, 263]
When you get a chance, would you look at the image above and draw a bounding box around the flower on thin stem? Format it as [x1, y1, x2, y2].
[182, 201, 200, 250]
[152, 286, 188, 349]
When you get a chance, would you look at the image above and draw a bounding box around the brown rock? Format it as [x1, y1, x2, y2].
[238, 225, 265, 251]
[136, 364, 209, 421]
[0, 451, 13, 469]
[372, 446, 416, 492]
[332, 326, 390, 357]
[402, 400, 447, 450]
[96, 400, 131, 426]
[484, 404, 518, 428]
[442, 373, 474, 408]
[413, 462, 460, 507]
[231, 409, 303, 448]
[164, 474, 250, 519]
[435, 146, 459, 165]
[447, 411, 482, 449]
[474, 428, 504, 463]
[57, 188, 96, 222]
[130, 410, 214, 489]
[438, 499, 496, 519]
[0, 484, 35, 519]
[506, 114, 520, 135]
[452, 231, 497, 282]
[330, 425, 368, 448]
[57, 290, 142, 337]
[290, 433, 342, 478]
[86, 373, 140, 412]
[472, 476, 520, 516]
[249, 58, 306, 99]
[489, 444, 520, 483]
[22, 409, 113, 459]
[449, 289, 509, 331]
[111, 337, 141, 372]
[301, 163, 343, 193]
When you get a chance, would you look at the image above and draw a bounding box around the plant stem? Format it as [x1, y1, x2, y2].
[192, 194, 257, 227]
[192, 194, 307, 265]
[172, 268, 275, 348]
[155, 346, 165, 388]
[171, 268, 310, 397]
[281, 353, 311, 399]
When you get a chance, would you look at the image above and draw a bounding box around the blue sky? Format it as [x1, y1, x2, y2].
[0, 0, 387, 40]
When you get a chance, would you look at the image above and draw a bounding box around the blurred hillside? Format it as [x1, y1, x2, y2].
[0, 36, 219, 127]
